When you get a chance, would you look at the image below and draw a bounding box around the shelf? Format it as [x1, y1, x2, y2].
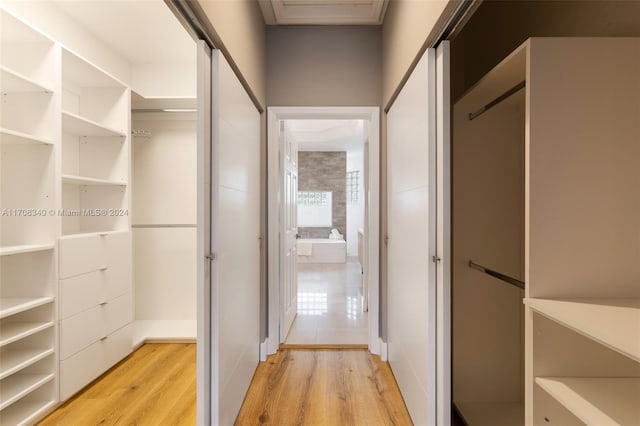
[133, 320, 196, 347]
[0, 400, 56, 425]
[536, 377, 640, 425]
[0, 348, 54, 380]
[0, 298, 54, 320]
[62, 48, 125, 89]
[0, 65, 53, 94]
[62, 174, 127, 186]
[0, 127, 54, 146]
[456, 401, 523, 426]
[60, 230, 127, 239]
[0, 373, 54, 410]
[0, 244, 55, 257]
[0, 322, 54, 348]
[525, 298, 640, 363]
[62, 111, 126, 138]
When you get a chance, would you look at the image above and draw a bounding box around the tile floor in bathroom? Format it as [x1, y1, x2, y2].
[285, 257, 369, 345]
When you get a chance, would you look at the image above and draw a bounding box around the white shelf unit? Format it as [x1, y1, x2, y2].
[0, 9, 59, 424]
[61, 48, 129, 236]
[453, 38, 640, 426]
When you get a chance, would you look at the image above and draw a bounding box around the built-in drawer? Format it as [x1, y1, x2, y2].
[60, 292, 133, 360]
[104, 264, 131, 301]
[59, 234, 101, 279]
[60, 231, 131, 279]
[59, 271, 103, 319]
[60, 323, 132, 400]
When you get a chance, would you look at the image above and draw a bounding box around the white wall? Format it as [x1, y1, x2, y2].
[132, 116, 197, 323]
[346, 149, 364, 256]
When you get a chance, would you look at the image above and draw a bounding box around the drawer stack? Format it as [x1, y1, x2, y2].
[58, 231, 133, 400]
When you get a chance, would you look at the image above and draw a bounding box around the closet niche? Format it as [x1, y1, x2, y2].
[453, 38, 640, 426]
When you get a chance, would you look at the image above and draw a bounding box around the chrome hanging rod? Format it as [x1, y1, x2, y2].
[468, 260, 525, 290]
[468, 81, 526, 121]
[132, 108, 196, 113]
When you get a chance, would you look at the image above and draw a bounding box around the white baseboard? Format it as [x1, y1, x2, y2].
[260, 338, 269, 361]
[379, 338, 388, 361]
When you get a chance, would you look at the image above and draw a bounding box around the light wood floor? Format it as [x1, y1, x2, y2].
[40, 345, 412, 425]
[39, 343, 196, 426]
[236, 349, 413, 425]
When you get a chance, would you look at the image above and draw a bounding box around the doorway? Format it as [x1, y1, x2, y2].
[267, 107, 380, 355]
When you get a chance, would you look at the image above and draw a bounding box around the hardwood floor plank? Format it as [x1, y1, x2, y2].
[40, 345, 411, 426]
[235, 349, 413, 426]
[39, 343, 196, 426]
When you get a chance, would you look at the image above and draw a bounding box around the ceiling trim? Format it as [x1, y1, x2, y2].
[260, 0, 388, 25]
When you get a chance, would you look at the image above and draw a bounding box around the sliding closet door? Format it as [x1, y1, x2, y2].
[210, 50, 261, 425]
[198, 44, 261, 424]
[387, 48, 437, 426]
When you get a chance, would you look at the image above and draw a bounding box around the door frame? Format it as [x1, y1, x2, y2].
[266, 106, 381, 356]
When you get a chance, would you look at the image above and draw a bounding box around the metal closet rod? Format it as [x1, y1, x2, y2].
[131, 108, 196, 113]
[468, 81, 526, 121]
[468, 260, 525, 290]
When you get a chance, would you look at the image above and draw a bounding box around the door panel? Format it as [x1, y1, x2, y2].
[280, 123, 298, 341]
[211, 50, 261, 425]
[387, 48, 437, 426]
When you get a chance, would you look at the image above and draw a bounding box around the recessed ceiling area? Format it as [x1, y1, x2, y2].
[288, 120, 365, 152]
[259, 0, 388, 25]
[51, 0, 194, 65]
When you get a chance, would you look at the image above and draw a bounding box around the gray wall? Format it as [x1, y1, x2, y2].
[298, 152, 346, 238]
[266, 26, 381, 106]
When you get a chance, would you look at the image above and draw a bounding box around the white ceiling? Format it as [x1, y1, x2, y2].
[52, 0, 194, 64]
[288, 120, 364, 152]
[259, 0, 388, 25]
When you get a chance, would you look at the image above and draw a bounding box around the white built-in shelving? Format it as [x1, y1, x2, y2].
[526, 298, 640, 363]
[62, 174, 126, 187]
[0, 8, 59, 424]
[62, 110, 126, 138]
[535, 377, 640, 425]
[454, 38, 640, 426]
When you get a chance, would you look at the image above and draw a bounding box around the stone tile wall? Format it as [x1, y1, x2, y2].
[298, 151, 346, 239]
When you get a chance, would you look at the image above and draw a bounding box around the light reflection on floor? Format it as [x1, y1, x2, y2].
[285, 257, 368, 345]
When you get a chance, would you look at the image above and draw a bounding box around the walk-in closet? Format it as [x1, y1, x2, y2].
[0, 2, 197, 422]
[453, 37, 640, 425]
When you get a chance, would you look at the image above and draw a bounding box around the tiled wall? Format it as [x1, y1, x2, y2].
[298, 151, 346, 239]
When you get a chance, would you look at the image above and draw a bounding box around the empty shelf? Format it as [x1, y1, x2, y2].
[0, 297, 54, 319]
[0, 348, 54, 380]
[62, 111, 126, 138]
[525, 298, 640, 362]
[0, 400, 56, 426]
[0, 127, 54, 146]
[0, 65, 53, 93]
[0, 322, 54, 348]
[456, 401, 524, 426]
[536, 377, 640, 426]
[62, 174, 126, 186]
[0, 373, 54, 410]
[0, 243, 54, 257]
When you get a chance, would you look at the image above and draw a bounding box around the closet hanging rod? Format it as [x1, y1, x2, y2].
[468, 81, 526, 121]
[468, 260, 525, 290]
[131, 108, 196, 113]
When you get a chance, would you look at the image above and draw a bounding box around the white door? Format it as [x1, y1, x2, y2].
[387, 47, 437, 426]
[198, 45, 261, 425]
[280, 122, 298, 341]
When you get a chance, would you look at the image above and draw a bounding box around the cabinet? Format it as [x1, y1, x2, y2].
[453, 38, 640, 425]
[58, 232, 132, 398]
[0, 9, 58, 424]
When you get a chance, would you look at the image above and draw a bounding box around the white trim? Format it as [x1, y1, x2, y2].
[379, 338, 388, 362]
[267, 106, 380, 355]
[259, 339, 269, 362]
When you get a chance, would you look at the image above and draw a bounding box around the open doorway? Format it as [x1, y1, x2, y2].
[283, 120, 368, 345]
[267, 107, 380, 356]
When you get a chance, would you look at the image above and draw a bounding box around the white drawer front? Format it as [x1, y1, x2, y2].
[59, 271, 104, 319]
[59, 234, 101, 278]
[105, 264, 131, 301]
[60, 305, 103, 360]
[60, 323, 132, 400]
[104, 293, 133, 336]
[104, 231, 131, 269]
